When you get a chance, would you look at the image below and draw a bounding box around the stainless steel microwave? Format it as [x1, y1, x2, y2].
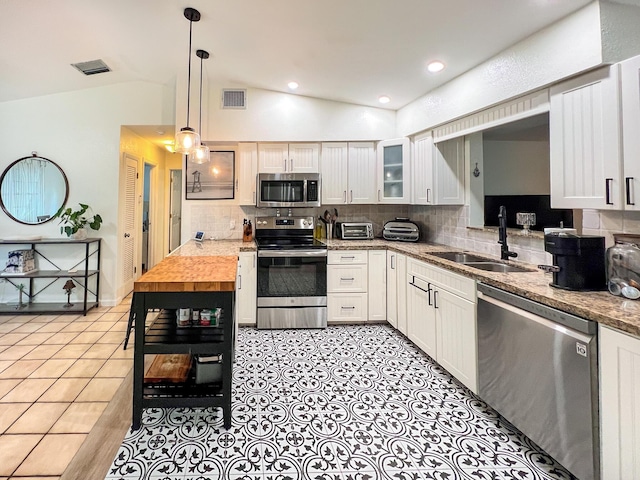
[256, 173, 321, 208]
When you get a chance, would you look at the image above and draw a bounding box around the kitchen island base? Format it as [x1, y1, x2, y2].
[131, 291, 234, 431]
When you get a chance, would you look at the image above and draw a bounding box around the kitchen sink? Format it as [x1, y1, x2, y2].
[463, 262, 533, 273]
[429, 251, 534, 273]
[429, 251, 491, 263]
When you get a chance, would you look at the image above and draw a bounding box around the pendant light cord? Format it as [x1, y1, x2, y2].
[198, 54, 203, 133]
[186, 18, 194, 127]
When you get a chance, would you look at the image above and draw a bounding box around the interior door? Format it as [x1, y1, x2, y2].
[169, 169, 182, 252]
[122, 153, 138, 295]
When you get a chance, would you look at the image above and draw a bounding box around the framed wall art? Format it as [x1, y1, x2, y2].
[185, 151, 235, 200]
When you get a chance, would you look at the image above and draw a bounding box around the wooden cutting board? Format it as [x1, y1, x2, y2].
[144, 354, 192, 383]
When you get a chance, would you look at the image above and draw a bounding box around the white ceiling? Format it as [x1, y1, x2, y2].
[0, 0, 597, 112]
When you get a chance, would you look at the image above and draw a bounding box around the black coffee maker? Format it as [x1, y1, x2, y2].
[539, 233, 606, 291]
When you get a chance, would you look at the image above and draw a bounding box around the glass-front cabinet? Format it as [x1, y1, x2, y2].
[376, 138, 410, 204]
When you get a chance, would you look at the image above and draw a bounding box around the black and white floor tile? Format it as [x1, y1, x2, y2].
[106, 325, 576, 480]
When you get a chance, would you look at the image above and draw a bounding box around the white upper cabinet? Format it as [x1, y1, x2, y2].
[349, 142, 377, 204]
[620, 55, 640, 211]
[258, 143, 319, 173]
[412, 132, 435, 205]
[321, 142, 348, 204]
[376, 138, 410, 204]
[412, 133, 464, 205]
[549, 67, 622, 209]
[237, 143, 258, 205]
[434, 137, 465, 205]
[321, 142, 376, 204]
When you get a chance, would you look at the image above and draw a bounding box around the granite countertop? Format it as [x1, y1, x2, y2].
[170, 238, 640, 338]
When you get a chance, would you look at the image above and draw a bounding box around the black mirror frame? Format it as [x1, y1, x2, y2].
[0, 154, 70, 225]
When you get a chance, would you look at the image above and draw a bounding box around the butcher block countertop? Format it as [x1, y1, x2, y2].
[133, 255, 237, 292]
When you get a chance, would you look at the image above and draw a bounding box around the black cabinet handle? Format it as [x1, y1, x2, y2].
[434, 289, 439, 309]
[606, 178, 614, 205]
[626, 177, 635, 206]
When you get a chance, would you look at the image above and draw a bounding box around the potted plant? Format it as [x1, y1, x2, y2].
[53, 203, 103, 239]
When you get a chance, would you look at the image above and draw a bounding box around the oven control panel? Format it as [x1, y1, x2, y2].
[255, 216, 314, 229]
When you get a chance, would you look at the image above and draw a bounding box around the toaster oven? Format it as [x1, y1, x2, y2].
[336, 222, 374, 240]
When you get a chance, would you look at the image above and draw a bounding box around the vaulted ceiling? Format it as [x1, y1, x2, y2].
[1, 0, 595, 111]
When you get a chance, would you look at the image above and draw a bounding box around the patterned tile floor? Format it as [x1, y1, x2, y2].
[106, 325, 576, 480]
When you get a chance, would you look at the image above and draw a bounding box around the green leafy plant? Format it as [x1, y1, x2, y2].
[53, 203, 103, 237]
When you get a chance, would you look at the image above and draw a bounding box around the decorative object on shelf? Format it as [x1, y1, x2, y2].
[174, 7, 202, 155]
[0, 152, 69, 225]
[185, 151, 235, 200]
[63, 279, 76, 308]
[53, 203, 102, 238]
[14, 283, 26, 310]
[5, 249, 36, 274]
[516, 212, 536, 235]
[189, 49, 211, 164]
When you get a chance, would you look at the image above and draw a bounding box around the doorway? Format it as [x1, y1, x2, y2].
[169, 169, 182, 252]
[142, 163, 154, 273]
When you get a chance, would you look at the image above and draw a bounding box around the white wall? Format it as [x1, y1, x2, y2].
[600, 1, 640, 63]
[397, 2, 603, 137]
[176, 82, 397, 143]
[0, 82, 174, 306]
[483, 140, 550, 195]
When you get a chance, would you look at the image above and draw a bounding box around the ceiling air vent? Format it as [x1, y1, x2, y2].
[71, 59, 111, 76]
[221, 89, 247, 109]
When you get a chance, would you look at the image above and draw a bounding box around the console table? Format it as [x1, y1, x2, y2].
[0, 238, 100, 315]
[131, 255, 237, 430]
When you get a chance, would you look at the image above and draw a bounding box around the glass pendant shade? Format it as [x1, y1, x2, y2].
[189, 143, 211, 164]
[174, 127, 200, 154]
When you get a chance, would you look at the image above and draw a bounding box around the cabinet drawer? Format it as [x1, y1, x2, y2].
[328, 293, 368, 323]
[327, 264, 368, 292]
[328, 250, 368, 265]
[408, 258, 476, 301]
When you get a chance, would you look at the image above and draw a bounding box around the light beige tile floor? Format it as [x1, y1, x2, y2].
[0, 302, 132, 479]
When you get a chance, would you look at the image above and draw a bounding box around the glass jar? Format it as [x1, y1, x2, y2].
[606, 234, 640, 299]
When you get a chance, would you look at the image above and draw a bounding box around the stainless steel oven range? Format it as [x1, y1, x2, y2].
[255, 216, 327, 329]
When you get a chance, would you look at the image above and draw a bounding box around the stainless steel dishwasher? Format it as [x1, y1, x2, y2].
[477, 283, 599, 480]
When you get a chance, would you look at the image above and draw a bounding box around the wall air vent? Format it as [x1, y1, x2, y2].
[71, 59, 111, 76]
[221, 89, 247, 109]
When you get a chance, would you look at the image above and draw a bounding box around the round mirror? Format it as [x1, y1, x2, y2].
[0, 153, 69, 225]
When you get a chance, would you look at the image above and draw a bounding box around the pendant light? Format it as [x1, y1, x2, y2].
[189, 49, 211, 164]
[174, 7, 201, 155]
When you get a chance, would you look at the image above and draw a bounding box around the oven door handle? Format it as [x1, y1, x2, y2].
[258, 249, 328, 258]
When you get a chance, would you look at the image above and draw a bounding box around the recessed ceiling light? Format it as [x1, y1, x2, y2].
[288, 81, 299, 90]
[378, 95, 391, 104]
[427, 61, 445, 73]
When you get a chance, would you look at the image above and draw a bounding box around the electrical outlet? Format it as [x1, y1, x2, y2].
[229, 219, 236, 230]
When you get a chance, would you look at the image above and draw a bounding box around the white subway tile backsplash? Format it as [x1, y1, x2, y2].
[582, 209, 600, 230]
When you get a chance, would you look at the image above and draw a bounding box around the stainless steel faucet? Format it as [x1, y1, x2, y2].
[498, 205, 518, 260]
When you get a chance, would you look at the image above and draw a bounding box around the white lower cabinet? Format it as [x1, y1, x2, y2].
[327, 293, 368, 322]
[236, 252, 257, 326]
[327, 249, 385, 323]
[387, 251, 407, 332]
[406, 257, 477, 393]
[327, 250, 368, 324]
[407, 274, 437, 358]
[368, 250, 386, 321]
[600, 325, 640, 479]
[396, 253, 407, 335]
